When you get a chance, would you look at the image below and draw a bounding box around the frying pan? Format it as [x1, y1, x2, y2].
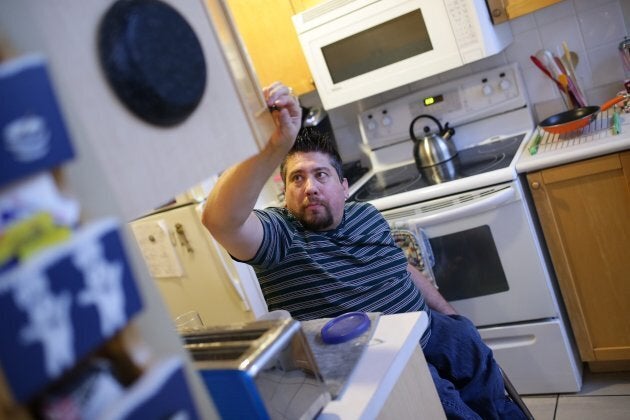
[539, 95, 626, 134]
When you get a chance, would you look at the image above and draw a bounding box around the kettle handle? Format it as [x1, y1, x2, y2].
[409, 114, 443, 141]
[442, 122, 456, 140]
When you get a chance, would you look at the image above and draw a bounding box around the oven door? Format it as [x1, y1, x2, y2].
[382, 181, 558, 327]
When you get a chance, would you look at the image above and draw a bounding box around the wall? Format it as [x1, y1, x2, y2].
[299, 0, 629, 165]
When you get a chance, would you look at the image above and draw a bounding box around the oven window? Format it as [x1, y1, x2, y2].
[321, 10, 433, 83]
[429, 226, 508, 302]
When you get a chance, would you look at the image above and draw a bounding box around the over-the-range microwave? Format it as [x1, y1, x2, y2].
[293, 0, 513, 109]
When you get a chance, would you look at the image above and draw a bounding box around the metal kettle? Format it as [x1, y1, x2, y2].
[409, 114, 457, 168]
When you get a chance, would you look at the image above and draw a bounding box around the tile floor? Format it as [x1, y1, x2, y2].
[522, 367, 630, 419]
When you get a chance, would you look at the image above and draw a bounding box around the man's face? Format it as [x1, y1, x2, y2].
[283, 151, 349, 231]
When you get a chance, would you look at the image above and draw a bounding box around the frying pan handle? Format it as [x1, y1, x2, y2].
[601, 95, 627, 112]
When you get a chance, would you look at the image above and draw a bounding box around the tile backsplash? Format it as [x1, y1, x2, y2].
[299, 0, 629, 164]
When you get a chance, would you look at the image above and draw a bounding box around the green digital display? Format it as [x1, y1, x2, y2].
[423, 94, 444, 107]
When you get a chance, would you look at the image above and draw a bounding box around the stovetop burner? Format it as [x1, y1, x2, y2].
[351, 134, 524, 202]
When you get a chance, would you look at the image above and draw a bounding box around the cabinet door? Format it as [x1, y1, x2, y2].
[486, 0, 563, 24]
[290, 0, 324, 12]
[527, 153, 630, 362]
[226, 0, 316, 96]
[3, 0, 269, 222]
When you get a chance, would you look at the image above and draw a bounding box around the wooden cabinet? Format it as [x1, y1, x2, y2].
[225, 0, 318, 96]
[486, 0, 564, 24]
[526, 152, 630, 369]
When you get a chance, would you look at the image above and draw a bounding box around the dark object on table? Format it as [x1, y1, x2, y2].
[321, 312, 371, 344]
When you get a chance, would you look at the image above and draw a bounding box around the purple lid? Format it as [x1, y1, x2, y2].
[321, 312, 371, 344]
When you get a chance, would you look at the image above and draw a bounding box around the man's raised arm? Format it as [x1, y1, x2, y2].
[202, 83, 301, 261]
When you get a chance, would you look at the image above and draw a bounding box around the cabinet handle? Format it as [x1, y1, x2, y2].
[175, 223, 194, 253]
[531, 181, 541, 190]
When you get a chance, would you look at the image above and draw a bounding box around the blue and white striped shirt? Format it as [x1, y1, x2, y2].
[248, 201, 431, 347]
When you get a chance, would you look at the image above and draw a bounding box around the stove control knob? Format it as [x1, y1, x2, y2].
[482, 83, 494, 96]
[380, 109, 392, 127]
[499, 78, 512, 91]
[366, 115, 377, 131]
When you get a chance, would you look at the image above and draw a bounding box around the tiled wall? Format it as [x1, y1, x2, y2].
[299, 0, 630, 164]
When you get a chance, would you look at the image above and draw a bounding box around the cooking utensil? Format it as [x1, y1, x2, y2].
[533, 50, 577, 108]
[539, 95, 626, 134]
[409, 114, 457, 167]
[530, 55, 557, 85]
[553, 56, 587, 107]
[530, 55, 582, 108]
[619, 37, 630, 71]
[620, 36, 630, 87]
[421, 159, 458, 184]
[535, 49, 563, 79]
[562, 42, 579, 76]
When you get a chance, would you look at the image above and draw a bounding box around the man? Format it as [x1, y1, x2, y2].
[203, 82, 524, 419]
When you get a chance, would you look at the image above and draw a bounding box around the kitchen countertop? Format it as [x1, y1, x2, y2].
[516, 109, 630, 173]
[318, 311, 437, 419]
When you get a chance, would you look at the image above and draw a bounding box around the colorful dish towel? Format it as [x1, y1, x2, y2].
[391, 227, 438, 289]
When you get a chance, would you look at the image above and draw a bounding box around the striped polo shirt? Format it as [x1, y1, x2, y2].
[248, 201, 431, 347]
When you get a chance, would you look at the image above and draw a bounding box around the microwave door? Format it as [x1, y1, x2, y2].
[321, 9, 434, 85]
[296, 0, 463, 109]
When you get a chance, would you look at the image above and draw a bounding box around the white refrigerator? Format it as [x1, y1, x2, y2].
[130, 199, 270, 328]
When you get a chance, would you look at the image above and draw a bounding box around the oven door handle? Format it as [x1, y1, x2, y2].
[402, 186, 516, 228]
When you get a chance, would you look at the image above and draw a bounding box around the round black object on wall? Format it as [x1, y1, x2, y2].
[98, 0, 207, 127]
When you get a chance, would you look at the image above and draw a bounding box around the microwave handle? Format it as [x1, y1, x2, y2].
[401, 186, 516, 228]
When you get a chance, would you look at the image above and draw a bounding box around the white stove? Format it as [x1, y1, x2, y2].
[348, 63, 534, 208]
[348, 63, 583, 395]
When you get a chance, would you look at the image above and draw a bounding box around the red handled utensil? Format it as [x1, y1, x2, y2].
[530, 55, 581, 108]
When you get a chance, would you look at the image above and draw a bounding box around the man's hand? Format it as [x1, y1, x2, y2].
[263, 82, 302, 151]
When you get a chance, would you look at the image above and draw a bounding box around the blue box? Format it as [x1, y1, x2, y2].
[0, 54, 75, 188]
[0, 219, 143, 402]
[104, 357, 200, 420]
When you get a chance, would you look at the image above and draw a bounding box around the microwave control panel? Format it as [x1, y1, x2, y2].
[358, 63, 526, 149]
[445, 0, 479, 49]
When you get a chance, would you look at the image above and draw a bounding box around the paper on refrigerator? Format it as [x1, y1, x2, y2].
[130, 220, 184, 278]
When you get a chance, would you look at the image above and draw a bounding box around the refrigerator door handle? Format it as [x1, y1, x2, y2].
[207, 233, 251, 311]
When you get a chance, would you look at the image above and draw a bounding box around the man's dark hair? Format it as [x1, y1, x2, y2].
[280, 127, 344, 183]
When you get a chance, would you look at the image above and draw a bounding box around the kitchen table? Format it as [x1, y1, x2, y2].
[318, 311, 445, 420]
